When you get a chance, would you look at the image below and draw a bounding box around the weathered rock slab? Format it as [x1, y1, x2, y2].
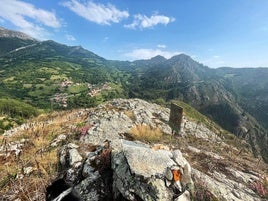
[112, 140, 193, 201]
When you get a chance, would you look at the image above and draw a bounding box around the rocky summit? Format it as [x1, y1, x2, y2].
[0, 99, 268, 200]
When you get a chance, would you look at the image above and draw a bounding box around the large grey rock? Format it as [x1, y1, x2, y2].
[0, 138, 29, 159]
[112, 140, 193, 201]
[192, 169, 262, 201]
[68, 149, 83, 166]
[58, 143, 82, 168]
[50, 134, 67, 147]
[50, 143, 113, 201]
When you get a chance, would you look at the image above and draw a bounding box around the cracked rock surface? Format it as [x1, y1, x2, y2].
[112, 140, 193, 201]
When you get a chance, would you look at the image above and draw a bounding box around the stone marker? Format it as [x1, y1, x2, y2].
[169, 103, 183, 134]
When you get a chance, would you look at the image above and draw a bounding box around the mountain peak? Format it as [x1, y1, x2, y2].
[150, 55, 167, 62]
[0, 26, 37, 41]
[169, 53, 193, 61]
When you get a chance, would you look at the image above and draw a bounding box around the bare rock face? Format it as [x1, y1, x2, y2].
[49, 139, 193, 201]
[0, 26, 36, 40]
[58, 143, 83, 168]
[112, 140, 193, 201]
[48, 142, 113, 201]
[192, 169, 262, 201]
[81, 98, 172, 145]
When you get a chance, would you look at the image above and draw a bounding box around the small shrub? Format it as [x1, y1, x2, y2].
[76, 122, 86, 128]
[129, 124, 162, 143]
[251, 175, 268, 198]
[193, 179, 219, 201]
[94, 148, 112, 173]
[80, 126, 90, 136]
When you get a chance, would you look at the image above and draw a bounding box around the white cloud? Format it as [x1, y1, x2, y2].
[62, 0, 129, 25]
[65, 34, 76, 41]
[103, 36, 109, 42]
[124, 14, 175, 29]
[124, 48, 182, 61]
[200, 55, 225, 68]
[157, 44, 166, 49]
[0, 0, 61, 39]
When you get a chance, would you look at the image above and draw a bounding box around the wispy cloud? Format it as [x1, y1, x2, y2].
[124, 14, 175, 29]
[103, 36, 109, 42]
[124, 48, 181, 60]
[65, 34, 76, 41]
[157, 44, 167, 49]
[62, 0, 129, 25]
[0, 0, 61, 39]
[200, 55, 225, 68]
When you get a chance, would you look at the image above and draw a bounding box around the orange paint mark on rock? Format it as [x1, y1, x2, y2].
[172, 169, 181, 182]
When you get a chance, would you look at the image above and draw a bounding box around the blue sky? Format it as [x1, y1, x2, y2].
[1, 0, 268, 67]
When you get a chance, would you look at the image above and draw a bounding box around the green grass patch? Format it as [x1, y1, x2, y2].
[28, 85, 58, 97]
[23, 84, 32, 88]
[37, 67, 59, 74]
[67, 84, 87, 94]
[50, 74, 68, 80]
[171, 100, 230, 136]
[3, 76, 15, 82]
[0, 98, 40, 118]
[172, 100, 208, 124]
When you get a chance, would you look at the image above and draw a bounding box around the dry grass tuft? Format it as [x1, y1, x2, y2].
[130, 124, 163, 143]
[124, 110, 136, 121]
[0, 109, 89, 200]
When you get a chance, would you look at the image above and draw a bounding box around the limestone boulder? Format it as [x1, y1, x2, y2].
[112, 140, 193, 201]
[58, 143, 82, 169]
[48, 142, 113, 201]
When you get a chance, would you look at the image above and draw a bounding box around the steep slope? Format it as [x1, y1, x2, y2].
[0, 99, 267, 200]
[0, 27, 37, 55]
[215, 67, 268, 130]
[124, 55, 268, 162]
[0, 40, 128, 109]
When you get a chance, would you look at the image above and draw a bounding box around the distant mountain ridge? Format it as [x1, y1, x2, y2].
[115, 52, 268, 162]
[0, 27, 36, 40]
[0, 27, 267, 162]
[0, 27, 37, 56]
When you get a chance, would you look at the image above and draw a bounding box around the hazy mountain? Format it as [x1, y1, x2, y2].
[0, 27, 37, 55]
[215, 67, 268, 128]
[123, 54, 268, 161]
[0, 27, 267, 162]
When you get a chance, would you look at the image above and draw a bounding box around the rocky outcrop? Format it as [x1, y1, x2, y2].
[192, 169, 261, 201]
[112, 140, 193, 201]
[47, 142, 113, 201]
[42, 98, 267, 201]
[48, 139, 193, 201]
[81, 98, 172, 145]
[0, 26, 36, 40]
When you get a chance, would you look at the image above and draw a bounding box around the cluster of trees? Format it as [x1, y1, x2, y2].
[0, 98, 40, 118]
[0, 98, 40, 133]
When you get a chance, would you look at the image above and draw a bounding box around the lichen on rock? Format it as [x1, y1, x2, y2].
[112, 140, 193, 201]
